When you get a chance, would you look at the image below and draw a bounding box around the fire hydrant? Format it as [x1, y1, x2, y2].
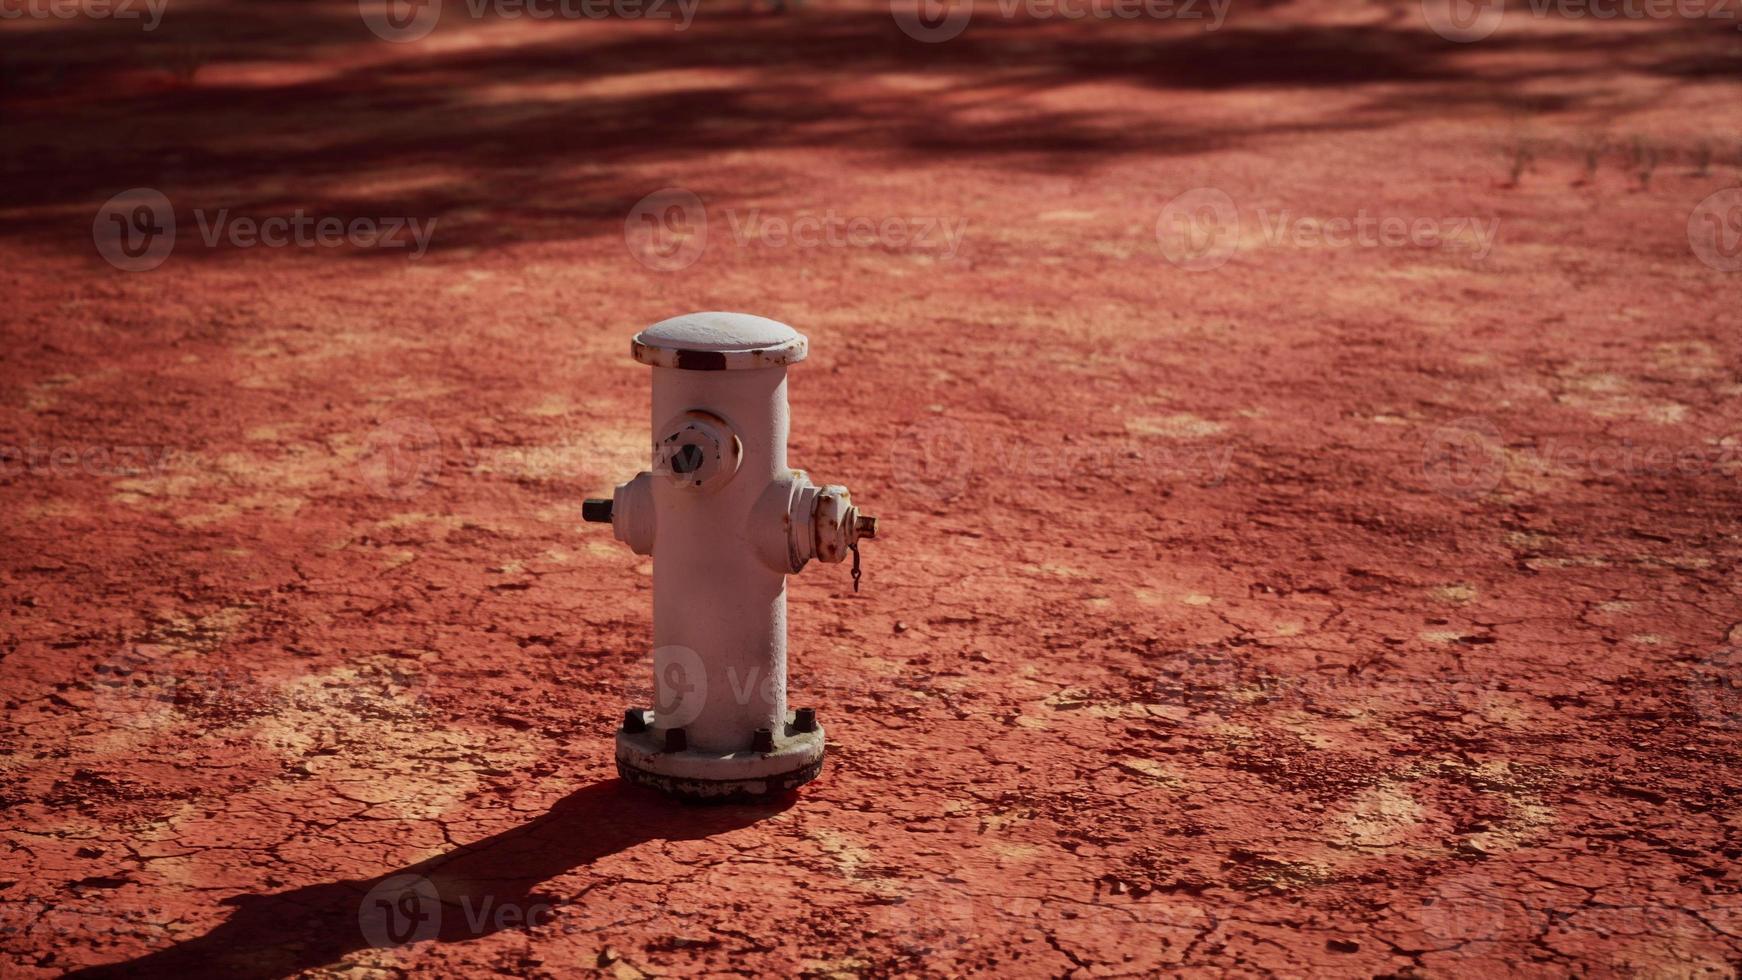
[583, 312, 876, 801]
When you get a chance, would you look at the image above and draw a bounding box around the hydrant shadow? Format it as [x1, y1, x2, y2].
[66, 778, 793, 979]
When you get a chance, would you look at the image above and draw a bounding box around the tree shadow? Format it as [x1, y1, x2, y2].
[63, 778, 793, 979]
[3, 2, 1738, 257]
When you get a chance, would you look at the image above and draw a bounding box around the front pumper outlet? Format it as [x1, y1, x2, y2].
[581, 312, 878, 802]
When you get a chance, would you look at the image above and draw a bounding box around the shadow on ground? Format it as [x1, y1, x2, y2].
[3, 1, 1738, 257]
[64, 779, 792, 978]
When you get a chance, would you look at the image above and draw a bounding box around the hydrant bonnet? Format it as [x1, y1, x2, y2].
[630, 312, 809, 371]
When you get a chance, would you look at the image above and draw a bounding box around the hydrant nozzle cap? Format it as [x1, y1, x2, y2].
[632, 312, 808, 371]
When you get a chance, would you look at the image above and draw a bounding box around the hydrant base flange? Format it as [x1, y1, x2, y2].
[615, 754, 825, 804]
[614, 716, 825, 803]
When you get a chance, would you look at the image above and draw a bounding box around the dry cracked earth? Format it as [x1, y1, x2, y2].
[2, 0, 1741, 976]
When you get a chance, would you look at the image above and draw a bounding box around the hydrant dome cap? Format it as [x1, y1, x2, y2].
[632, 312, 808, 371]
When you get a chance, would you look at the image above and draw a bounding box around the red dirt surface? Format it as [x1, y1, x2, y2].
[3, 0, 1742, 975]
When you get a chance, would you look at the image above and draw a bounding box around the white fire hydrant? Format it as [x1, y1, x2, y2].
[583, 312, 876, 801]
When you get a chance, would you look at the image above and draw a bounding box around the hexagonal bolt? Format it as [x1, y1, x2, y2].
[854, 514, 877, 539]
[622, 708, 648, 734]
[793, 707, 817, 733]
[751, 728, 775, 753]
[663, 727, 688, 752]
[582, 498, 614, 523]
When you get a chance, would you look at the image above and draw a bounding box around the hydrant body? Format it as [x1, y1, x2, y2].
[586, 312, 875, 801]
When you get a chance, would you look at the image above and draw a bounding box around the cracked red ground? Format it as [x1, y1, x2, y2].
[2, 0, 1741, 976]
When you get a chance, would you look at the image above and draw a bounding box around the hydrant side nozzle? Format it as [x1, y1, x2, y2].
[582, 498, 614, 523]
[809, 485, 871, 564]
[610, 474, 657, 556]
